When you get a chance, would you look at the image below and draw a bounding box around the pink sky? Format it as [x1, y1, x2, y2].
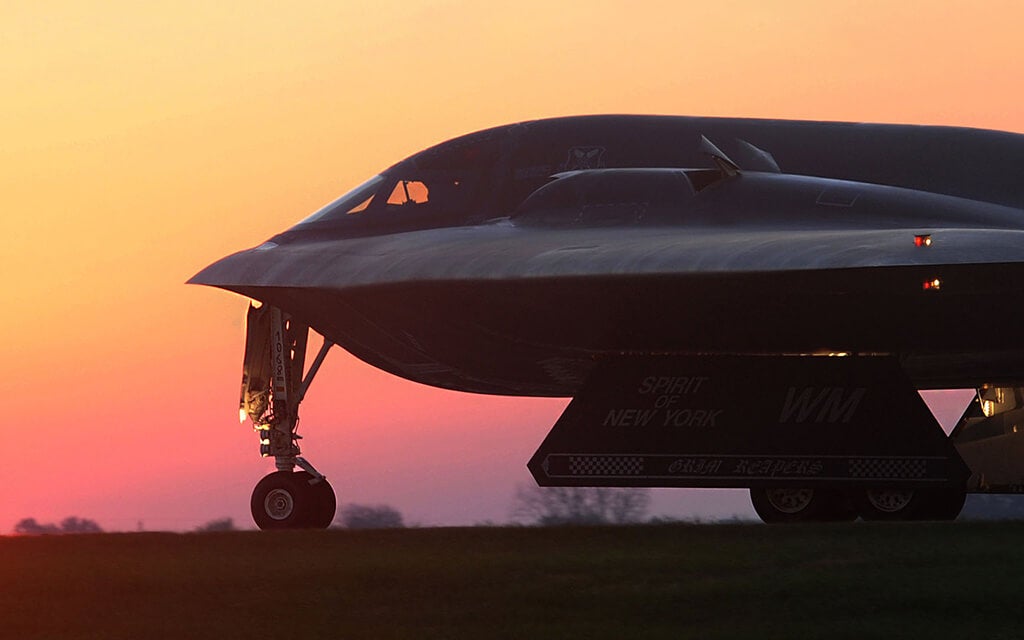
[2, 1, 1020, 530]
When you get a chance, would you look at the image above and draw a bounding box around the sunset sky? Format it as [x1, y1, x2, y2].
[3, 0, 1021, 530]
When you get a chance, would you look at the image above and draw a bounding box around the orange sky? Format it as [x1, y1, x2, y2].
[2, 0, 1022, 530]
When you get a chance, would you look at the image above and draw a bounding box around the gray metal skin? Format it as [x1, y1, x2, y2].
[189, 115, 1024, 397]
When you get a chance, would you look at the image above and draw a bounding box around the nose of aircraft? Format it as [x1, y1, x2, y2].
[187, 244, 271, 289]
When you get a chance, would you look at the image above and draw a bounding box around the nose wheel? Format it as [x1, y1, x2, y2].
[239, 303, 338, 530]
[251, 470, 337, 530]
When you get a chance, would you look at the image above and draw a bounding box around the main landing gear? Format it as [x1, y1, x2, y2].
[750, 486, 966, 523]
[240, 303, 337, 530]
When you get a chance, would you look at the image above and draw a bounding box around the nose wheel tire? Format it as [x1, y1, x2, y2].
[296, 471, 337, 529]
[750, 487, 855, 523]
[251, 471, 337, 530]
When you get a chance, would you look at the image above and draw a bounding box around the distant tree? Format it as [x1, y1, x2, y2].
[14, 517, 103, 534]
[473, 520, 502, 527]
[645, 515, 684, 525]
[512, 485, 651, 526]
[195, 517, 237, 532]
[14, 518, 61, 535]
[59, 517, 103, 534]
[336, 504, 405, 529]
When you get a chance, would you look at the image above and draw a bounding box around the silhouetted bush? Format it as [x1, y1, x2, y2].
[195, 517, 237, 532]
[14, 518, 61, 535]
[512, 485, 651, 526]
[60, 517, 103, 534]
[336, 504, 405, 529]
[14, 516, 103, 534]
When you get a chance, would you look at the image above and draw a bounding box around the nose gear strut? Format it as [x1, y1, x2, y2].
[240, 302, 336, 529]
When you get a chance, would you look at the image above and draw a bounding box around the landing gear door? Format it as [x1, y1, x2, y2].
[240, 302, 273, 424]
[528, 355, 968, 489]
[952, 387, 1024, 492]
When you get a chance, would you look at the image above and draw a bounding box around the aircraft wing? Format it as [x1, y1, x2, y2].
[189, 224, 1024, 293]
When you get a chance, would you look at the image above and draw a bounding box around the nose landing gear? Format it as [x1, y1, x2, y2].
[250, 468, 337, 530]
[241, 303, 337, 530]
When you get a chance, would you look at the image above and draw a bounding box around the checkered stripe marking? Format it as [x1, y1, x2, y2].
[849, 458, 927, 479]
[568, 456, 645, 476]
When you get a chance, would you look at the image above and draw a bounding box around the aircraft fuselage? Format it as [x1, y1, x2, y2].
[190, 115, 1024, 526]
[193, 148, 1024, 395]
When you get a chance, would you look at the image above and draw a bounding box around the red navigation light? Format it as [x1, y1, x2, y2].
[914, 234, 932, 247]
[922, 278, 942, 291]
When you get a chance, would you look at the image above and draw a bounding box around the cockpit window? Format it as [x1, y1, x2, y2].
[295, 174, 385, 225]
[379, 172, 476, 215]
[346, 195, 374, 214]
[287, 169, 482, 238]
[386, 180, 430, 206]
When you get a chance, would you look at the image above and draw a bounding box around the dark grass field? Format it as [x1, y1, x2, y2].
[3, 522, 1024, 639]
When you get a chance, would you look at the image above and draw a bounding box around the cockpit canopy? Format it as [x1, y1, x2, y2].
[273, 114, 1024, 243]
[290, 169, 484, 236]
[513, 169, 701, 227]
[276, 124, 513, 241]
